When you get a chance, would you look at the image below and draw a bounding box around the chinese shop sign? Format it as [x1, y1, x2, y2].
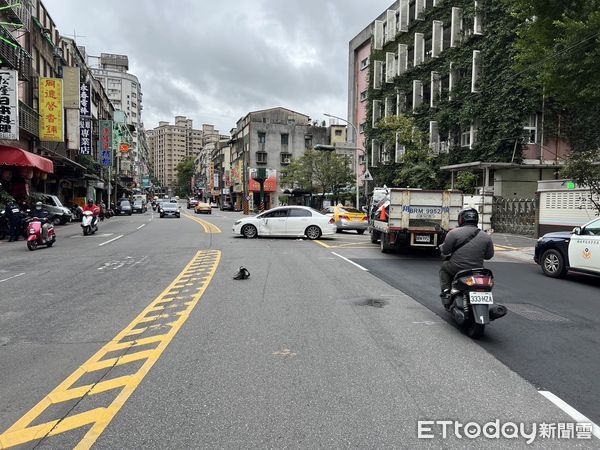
[0, 70, 18, 140]
[39, 77, 64, 142]
[99, 120, 113, 167]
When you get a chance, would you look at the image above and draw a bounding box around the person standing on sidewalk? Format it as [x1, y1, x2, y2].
[439, 208, 494, 296]
[4, 200, 23, 242]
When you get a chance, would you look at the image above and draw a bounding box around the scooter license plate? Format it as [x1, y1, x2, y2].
[469, 292, 494, 304]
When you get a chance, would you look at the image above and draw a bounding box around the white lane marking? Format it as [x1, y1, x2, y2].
[0, 273, 25, 283]
[331, 252, 368, 271]
[137, 224, 146, 230]
[98, 234, 124, 247]
[539, 391, 600, 439]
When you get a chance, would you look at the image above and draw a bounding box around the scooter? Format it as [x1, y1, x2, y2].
[441, 268, 507, 339]
[26, 217, 56, 251]
[81, 211, 98, 236]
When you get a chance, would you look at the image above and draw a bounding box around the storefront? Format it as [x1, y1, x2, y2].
[0, 146, 54, 201]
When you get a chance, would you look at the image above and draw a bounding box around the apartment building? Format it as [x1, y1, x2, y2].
[229, 107, 329, 210]
[147, 116, 203, 189]
[358, 0, 569, 198]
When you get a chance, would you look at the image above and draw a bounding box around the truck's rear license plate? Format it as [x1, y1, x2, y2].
[415, 235, 431, 243]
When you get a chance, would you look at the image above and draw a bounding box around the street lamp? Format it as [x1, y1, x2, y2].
[323, 113, 361, 209]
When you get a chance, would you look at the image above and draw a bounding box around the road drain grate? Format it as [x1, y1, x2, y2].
[505, 303, 570, 322]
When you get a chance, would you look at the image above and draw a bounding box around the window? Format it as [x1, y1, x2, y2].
[386, 52, 396, 83]
[461, 128, 471, 148]
[474, 0, 483, 35]
[287, 118, 295, 125]
[412, 80, 423, 110]
[386, 9, 397, 43]
[471, 50, 481, 93]
[524, 114, 538, 144]
[280, 152, 292, 164]
[582, 218, 600, 236]
[263, 209, 288, 218]
[432, 20, 444, 57]
[415, 0, 425, 20]
[414, 33, 425, 66]
[281, 133, 289, 145]
[258, 132, 266, 144]
[398, 44, 408, 75]
[374, 20, 384, 50]
[399, 0, 409, 32]
[289, 208, 312, 217]
[256, 151, 267, 164]
[372, 99, 383, 127]
[373, 60, 383, 90]
[451, 7, 463, 48]
[335, 129, 343, 137]
[305, 135, 313, 148]
[360, 90, 368, 101]
[359, 123, 365, 133]
[360, 57, 370, 70]
[430, 72, 441, 107]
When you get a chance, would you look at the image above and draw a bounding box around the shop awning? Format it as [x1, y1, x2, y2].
[0, 146, 54, 173]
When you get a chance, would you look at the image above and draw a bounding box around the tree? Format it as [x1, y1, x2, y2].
[511, 0, 600, 152]
[281, 149, 354, 207]
[375, 115, 447, 189]
[174, 157, 195, 197]
[562, 149, 600, 214]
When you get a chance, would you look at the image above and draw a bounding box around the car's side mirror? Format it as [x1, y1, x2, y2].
[572, 226, 582, 235]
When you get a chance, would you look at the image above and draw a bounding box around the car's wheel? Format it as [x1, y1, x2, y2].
[357, 229, 365, 235]
[242, 224, 258, 239]
[305, 225, 322, 240]
[52, 216, 61, 226]
[541, 249, 568, 278]
[160, 214, 164, 218]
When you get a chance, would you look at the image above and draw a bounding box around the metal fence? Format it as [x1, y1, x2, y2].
[491, 197, 537, 236]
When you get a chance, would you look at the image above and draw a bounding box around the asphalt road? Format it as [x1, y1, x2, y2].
[0, 208, 597, 448]
[332, 233, 600, 426]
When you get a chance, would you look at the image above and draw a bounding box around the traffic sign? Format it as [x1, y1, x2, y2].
[363, 170, 373, 181]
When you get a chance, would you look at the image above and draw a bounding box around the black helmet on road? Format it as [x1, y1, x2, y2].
[458, 208, 479, 226]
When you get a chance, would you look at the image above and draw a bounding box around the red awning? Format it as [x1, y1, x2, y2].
[0, 146, 54, 173]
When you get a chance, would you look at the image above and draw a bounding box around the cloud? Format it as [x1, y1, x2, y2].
[45, 0, 391, 133]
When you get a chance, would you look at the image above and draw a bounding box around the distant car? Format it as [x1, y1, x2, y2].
[534, 217, 600, 278]
[132, 201, 145, 214]
[31, 193, 72, 225]
[116, 200, 132, 216]
[194, 202, 212, 214]
[187, 198, 199, 209]
[160, 202, 180, 218]
[322, 205, 368, 234]
[221, 202, 235, 211]
[232, 206, 336, 240]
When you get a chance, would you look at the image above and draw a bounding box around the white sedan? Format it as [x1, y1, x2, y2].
[232, 206, 336, 240]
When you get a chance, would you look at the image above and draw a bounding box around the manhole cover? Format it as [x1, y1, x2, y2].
[505, 303, 569, 323]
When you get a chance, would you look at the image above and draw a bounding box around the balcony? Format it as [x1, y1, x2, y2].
[18, 50, 32, 81]
[0, 25, 19, 69]
[0, 0, 32, 30]
[18, 101, 39, 138]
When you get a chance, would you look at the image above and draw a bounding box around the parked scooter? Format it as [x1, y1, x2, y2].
[26, 216, 56, 251]
[81, 210, 98, 236]
[441, 268, 507, 339]
[70, 204, 83, 222]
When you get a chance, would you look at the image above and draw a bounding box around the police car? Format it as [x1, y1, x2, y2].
[534, 217, 600, 278]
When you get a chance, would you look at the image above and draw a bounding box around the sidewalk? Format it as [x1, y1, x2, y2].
[493, 232, 537, 263]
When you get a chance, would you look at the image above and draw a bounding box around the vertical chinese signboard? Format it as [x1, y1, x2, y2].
[39, 77, 64, 142]
[79, 82, 92, 155]
[99, 120, 113, 167]
[0, 70, 18, 140]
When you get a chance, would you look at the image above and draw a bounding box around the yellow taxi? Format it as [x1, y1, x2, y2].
[194, 202, 212, 214]
[322, 205, 367, 234]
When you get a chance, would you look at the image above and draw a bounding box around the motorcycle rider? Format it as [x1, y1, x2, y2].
[439, 208, 494, 297]
[83, 198, 100, 228]
[32, 201, 51, 241]
[4, 199, 22, 242]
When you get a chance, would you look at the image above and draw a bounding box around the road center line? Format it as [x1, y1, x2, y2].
[98, 235, 124, 247]
[0, 273, 26, 284]
[331, 252, 368, 271]
[538, 391, 600, 439]
[137, 224, 146, 230]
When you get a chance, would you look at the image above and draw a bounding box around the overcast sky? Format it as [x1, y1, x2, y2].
[45, 0, 391, 134]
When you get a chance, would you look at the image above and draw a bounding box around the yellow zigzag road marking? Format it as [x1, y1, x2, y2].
[0, 250, 221, 450]
[182, 213, 221, 233]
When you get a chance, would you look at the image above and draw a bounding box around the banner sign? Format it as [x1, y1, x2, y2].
[99, 120, 113, 166]
[249, 168, 277, 192]
[0, 70, 19, 140]
[79, 82, 91, 117]
[62, 67, 80, 109]
[39, 77, 64, 142]
[66, 109, 80, 150]
[80, 116, 92, 155]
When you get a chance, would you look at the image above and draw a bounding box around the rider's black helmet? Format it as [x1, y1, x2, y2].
[458, 208, 479, 227]
[87, 198, 93, 205]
